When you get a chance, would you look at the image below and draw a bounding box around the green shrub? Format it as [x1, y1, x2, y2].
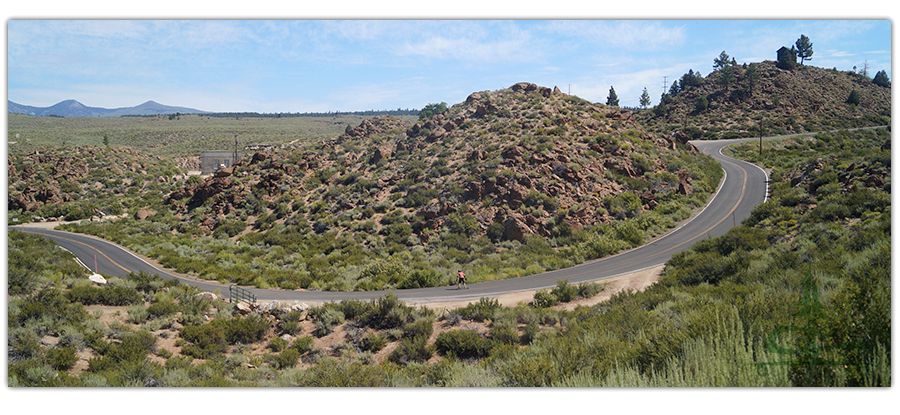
[550, 279, 578, 303]
[218, 313, 271, 344]
[67, 284, 142, 306]
[456, 297, 500, 322]
[402, 318, 434, 339]
[46, 345, 79, 370]
[360, 332, 388, 353]
[336, 299, 371, 320]
[147, 299, 179, 318]
[267, 348, 301, 369]
[360, 294, 414, 330]
[312, 307, 345, 337]
[126, 304, 150, 324]
[490, 320, 520, 345]
[398, 269, 444, 289]
[533, 290, 558, 308]
[521, 323, 540, 345]
[290, 336, 315, 354]
[388, 335, 434, 365]
[435, 329, 493, 359]
[268, 336, 288, 352]
[179, 323, 227, 359]
[88, 330, 157, 372]
[279, 311, 305, 336]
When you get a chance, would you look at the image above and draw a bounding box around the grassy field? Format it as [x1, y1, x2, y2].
[7, 113, 418, 158]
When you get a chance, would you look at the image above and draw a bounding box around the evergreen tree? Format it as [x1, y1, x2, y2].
[846, 90, 861, 106]
[744, 63, 759, 95]
[668, 81, 681, 96]
[713, 51, 731, 70]
[606, 86, 619, 107]
[873, 70, 891, 88]
[679, 69, 703, 90]
[795, 34, 814, 65]
[717, 65, 735, 91]
[639, 88, 651, 109]
[695, 95, 709, 112]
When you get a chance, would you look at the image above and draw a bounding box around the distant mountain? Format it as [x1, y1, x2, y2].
[8, 99, 208, 117]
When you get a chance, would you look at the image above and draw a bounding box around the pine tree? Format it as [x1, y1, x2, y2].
[718, 65, 735, 92]
[795, 34, 814, 65]
[606, 86, 619, 107]
[713, 51, 731, 70]
[744, 63, 759, 95]
[873, 70, 891, 88]
[639, 88, 651, 109]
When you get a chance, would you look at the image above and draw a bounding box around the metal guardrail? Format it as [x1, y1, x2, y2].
[229, 285, 256, 305]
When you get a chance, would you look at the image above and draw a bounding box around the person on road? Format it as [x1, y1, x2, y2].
[456, 269, 468, 289]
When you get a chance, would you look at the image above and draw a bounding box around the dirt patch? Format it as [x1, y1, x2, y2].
[406, 265, 664, 311]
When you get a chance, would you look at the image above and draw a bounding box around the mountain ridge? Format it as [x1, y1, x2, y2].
[8, 99, 208, 117]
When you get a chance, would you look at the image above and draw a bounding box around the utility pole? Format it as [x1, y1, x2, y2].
[233, 134, 238, 167]
[663, 76, 668, 95]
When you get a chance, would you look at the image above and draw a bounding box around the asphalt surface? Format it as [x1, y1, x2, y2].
[9, 137, 770, 304]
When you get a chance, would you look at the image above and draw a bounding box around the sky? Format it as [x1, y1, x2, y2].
[6, 7, 893, 114]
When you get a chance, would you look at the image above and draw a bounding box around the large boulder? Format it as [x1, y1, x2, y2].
[503, 214, 535, 242]
[134, 209, 155, 221]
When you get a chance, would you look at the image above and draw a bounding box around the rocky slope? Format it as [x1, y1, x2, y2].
[7, 147, 185, 221]
[636, 60, 891, 139]
[166, 82, 708, 245]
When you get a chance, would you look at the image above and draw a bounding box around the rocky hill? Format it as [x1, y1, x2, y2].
[636, 60, 891, 139]
[7, 147, 185, 222]
[20, 83, 722, 291]
[167, 83, 711, 245]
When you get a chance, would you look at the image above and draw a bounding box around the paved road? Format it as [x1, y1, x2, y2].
[9, 137, 769, 303]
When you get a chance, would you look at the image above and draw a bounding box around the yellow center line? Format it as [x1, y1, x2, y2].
[18, 229, 133, 274]
[492, 144, 752, 285]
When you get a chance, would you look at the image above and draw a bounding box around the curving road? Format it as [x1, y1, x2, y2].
[10, 137, 769, 304]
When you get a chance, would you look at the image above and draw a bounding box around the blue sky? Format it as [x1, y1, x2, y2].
[6, 12, 893, 113]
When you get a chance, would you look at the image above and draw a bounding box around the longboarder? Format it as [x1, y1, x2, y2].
[456, 269, 468, 289]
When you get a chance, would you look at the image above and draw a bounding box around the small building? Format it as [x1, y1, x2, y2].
[200, 150, 241, 174]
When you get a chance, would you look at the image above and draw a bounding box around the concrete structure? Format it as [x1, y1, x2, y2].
[200, 150, 241, 174]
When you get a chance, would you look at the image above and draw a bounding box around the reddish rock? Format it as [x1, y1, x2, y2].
[503, 214, 534, 242]
[134, 209, 155, 220]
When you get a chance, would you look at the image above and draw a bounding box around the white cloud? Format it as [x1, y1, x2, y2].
[544, 20, 686, 50]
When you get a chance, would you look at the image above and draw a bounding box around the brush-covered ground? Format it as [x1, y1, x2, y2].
[51, 83, 721, 292]
[8, 127, 890, 387]
[636, 60, 891, 140]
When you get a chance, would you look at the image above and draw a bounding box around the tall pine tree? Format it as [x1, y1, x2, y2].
[606, 86, 619, 107]
[639, 87, 651, 109]
[795, 34, 814, 65]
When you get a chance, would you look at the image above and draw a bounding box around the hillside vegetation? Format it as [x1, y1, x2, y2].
[8, 128, 890, 387]
[637, 60, 891, 140]
[58, 83, 721, 291]
[7, 146, 186, 224]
